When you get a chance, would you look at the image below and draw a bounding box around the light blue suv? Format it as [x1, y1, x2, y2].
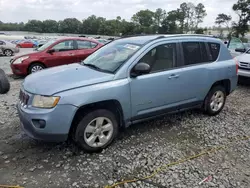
[17, 35, 238, 152]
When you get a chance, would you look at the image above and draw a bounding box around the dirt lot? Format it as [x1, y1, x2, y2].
[0, 53, 250, 188]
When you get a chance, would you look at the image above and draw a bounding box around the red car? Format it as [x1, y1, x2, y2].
[10, 37, 103, 76]
[17, 41, 36, 48]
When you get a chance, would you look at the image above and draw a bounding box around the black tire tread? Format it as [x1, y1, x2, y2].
[0, 69, 10, 94]
[74, 109, 118, 152]
[203, 85, 226, 116]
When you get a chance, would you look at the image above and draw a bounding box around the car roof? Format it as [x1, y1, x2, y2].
[55, 37, 102, 44]
[116, 34, 221, 45]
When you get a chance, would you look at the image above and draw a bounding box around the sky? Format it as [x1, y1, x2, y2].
[0, 0, 238, 27]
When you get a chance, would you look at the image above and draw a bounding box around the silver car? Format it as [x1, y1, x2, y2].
[0, 40, 20, 56]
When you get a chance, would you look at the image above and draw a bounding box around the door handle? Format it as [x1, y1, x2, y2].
[68, 53, 75, 56]
[168, 74, 179, 79]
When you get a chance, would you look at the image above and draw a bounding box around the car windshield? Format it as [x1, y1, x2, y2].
[37, 39, 56, 51]
[81, 41, 141, 73]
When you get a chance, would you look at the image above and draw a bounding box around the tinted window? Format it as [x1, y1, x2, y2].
[77, 40, 97, 49]
[182, 42, 203, 65]
[208, 43, 220, 61]
[139, 43, 176, 73]
[91, 42, 97, 48]
[52, 40, 74, 52]
[0, 41, 5, 45]
[200, 42, 210, 62]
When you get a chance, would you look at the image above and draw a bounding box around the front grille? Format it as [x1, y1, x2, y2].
[239, 62, 250, 69]
[19, 90, 30, 106]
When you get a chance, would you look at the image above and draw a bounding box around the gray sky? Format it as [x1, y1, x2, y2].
[0, 0, 238, 27]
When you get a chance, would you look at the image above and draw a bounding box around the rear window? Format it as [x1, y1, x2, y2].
[208, 43, 220, 61]
[182, 42, 202, 65]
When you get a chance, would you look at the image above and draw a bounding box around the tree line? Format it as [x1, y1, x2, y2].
[0, 0, 249, 38]
[0, 2, 207, 36]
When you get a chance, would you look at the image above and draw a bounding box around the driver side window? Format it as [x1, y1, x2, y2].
[138, 43, 176, 73]
[52, 40, 74, 52]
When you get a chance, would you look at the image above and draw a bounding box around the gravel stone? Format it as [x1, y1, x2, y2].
[0, 54, 250, 187]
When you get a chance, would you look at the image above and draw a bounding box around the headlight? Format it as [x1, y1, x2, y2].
[32, 95, 60, 108]
[13, 56, 29, 64]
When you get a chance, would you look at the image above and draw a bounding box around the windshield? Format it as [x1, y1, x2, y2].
[81, 41, 141, 73]
[36, 39, 56, 51]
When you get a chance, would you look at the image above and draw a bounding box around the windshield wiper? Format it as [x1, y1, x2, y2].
[83, 63, 101, 70]
[83, 63, 113, 74]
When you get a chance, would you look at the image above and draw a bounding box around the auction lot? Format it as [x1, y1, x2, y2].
[0, 49, 250, 188]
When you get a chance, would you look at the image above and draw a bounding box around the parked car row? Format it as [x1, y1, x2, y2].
[10, 37, 103, 75]
[15, 34, 238, 152]
[0, 40, 20, 56]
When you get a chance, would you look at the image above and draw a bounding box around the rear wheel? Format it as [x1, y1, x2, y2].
[0, 69, 10, 94]
[74, 109, 118, 152]
[28, 63, 45, 74]
[4, 49, 13, 56]
[203, 85, 226, 116]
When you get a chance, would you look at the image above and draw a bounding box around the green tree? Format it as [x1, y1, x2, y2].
[159, 10, 180, 34]
[154, 8, 166, 33]
[132, 9, 154, 33]
[58, 18, 81, 34]
[42, 20, 58, 33]
[215, 14, 232, 29]
[82, 15, 105, 34]
[195, 3, 207, 29]
[232, 0, 250, 37]
[24, 20, 43, 32]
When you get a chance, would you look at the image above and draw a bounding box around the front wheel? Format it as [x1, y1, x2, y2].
[203, 85, 226, 116]
[74, 109, 118, 152]
[28, 63, 45, 74]
[4, 49, 13, 56]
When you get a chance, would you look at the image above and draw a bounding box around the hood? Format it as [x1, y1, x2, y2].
[13, 50, 40, 59]
[23, 63, 114, 95]
[235, 53, 250, 62]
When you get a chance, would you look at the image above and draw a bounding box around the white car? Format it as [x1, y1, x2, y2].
[234, 49, 250, 78]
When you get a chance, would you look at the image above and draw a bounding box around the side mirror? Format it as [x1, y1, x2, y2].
[235, 48, 246, 53]
[47, 49, 55, 54]
[131, 62, 151, 77]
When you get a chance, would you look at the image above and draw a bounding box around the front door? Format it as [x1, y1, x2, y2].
[44, 40, 78, 67]
[129, 42, 187, 119]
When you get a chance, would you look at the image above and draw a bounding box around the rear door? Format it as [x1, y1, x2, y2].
[176, 41, 213, 102]
[75, 40, 100, 62]
[43, 40, 78, 67]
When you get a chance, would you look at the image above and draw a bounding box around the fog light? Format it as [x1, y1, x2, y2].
[32, 119, 46, 128]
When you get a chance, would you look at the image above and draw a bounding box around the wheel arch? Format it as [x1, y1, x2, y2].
[27, 61, 46, 73]
[69, 99, 125, 140]
[210, 79, 231, 95]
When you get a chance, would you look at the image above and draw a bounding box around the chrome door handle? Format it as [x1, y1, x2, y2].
[68, 53, 74, 56]
[168, 74, 179, 79]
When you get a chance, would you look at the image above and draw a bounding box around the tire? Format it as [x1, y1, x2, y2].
[0, 69, 10, 94]
[74, 109, 119, 152]
[28, 63, 45, 74]
[4, 49, 13, 56]
[203, 85, 226, 116]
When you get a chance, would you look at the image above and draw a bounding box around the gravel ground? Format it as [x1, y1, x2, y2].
[0, 54, 250, 188]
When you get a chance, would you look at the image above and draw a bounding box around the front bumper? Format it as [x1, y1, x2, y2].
[10, 63, 28, 76]
[238, 69, 250, 78]
[17, 102, 78, 142]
